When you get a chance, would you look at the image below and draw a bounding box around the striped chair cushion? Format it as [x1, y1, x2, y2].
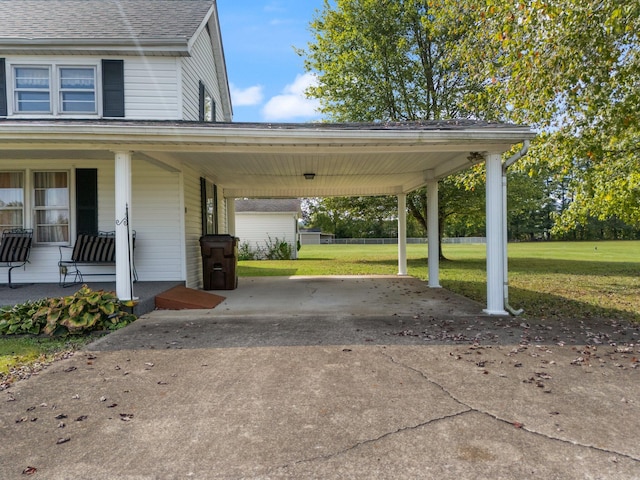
[72, 234, 116, 263]
[0, 232, 32, 263]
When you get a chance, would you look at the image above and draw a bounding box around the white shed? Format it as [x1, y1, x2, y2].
[235, 199, 301, 259]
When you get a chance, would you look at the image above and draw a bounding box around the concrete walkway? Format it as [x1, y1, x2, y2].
[1, 276, 640, 479]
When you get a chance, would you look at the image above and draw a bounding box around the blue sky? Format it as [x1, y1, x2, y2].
[216, 0, 326, 123]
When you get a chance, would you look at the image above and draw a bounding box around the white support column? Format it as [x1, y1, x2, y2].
[227, 197, 236, 235]
[427, 179, 441, 288]
[397, 193, 408, 275]
[484, 152, 507, 315]
[114, 151, 134, 301]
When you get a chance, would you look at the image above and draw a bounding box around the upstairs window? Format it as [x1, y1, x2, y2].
[12, 64, 97, 115]
[59, 67, 96, 113]
[14, 66, 51, 113]
[199, 81, 215, 122]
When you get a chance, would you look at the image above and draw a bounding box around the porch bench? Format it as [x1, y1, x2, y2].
[0, 228, 33, 288]
[58, 231, 137, 287]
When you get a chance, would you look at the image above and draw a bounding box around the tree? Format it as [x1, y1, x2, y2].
[302, 0, 492, 258]
[448, 0, 640, 231]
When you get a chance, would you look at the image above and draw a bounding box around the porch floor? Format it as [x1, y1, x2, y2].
[0, 281, 183, 316]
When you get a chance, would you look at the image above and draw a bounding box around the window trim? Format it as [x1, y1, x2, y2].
[58, 66, 98, 114]
[32, 170, 71, 245]
[13, 65, 52, 114]
[9, 61, 101, 118]
[0, 171, 25, 231]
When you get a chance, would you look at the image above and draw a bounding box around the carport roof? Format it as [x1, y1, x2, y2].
[0, 119, 536, 198]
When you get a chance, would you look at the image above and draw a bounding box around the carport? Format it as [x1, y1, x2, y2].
[0, 119, 535, 314]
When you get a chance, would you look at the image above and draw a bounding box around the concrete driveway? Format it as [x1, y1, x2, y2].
[1, 276, 639, 479]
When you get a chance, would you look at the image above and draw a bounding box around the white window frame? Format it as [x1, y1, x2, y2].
[0, 171, 25, 231]
[13, 65, 52, 114]
[32, 170, 70, 245]
[58, 66, 98, 114]
[9, 61, 101, 118]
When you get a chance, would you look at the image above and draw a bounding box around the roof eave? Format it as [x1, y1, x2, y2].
[0, 38, 191, 56]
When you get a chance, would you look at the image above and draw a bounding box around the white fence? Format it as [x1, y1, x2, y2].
[327, 237, 486, 245]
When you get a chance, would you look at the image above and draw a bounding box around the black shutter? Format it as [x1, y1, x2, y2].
[198, 81, 205, 122]
[102, 60, 125, 117]
[0, 59, 7, 117]
[76, 169, 98, 234]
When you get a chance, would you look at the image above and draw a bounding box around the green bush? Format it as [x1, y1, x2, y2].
[263, 236, 294, 260]
[0, 285, 137, 337]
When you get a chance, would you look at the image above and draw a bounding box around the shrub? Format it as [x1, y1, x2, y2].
[238, 240, 258, 260]
[0, 285, 137, 336]
[263, 236, 294, 260]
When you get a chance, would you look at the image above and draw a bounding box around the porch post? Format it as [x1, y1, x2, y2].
[397, 193, 407, 275]
[227, 197, 236, 235]
[427, 179, 440, 288]
[484, 152, 507, 315]
[114, 151, 134, 301]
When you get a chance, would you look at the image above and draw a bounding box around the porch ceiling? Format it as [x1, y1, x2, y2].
[0, 120, 535, 198]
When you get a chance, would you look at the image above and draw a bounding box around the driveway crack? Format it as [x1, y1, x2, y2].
[383, 351, 640, 464]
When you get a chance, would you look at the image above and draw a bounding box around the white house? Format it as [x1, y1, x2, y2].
[0, 0, 535, 314]
[235, 199, 301, 259]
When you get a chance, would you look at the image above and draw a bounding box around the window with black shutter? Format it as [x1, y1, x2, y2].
[0, 58, 7, 116]
[102, 60, 125, 117]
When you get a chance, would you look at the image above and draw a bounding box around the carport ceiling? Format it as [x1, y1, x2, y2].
[0, 119, 535, 198]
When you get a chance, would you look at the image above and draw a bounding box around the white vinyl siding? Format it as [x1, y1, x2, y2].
[125, 57, 181, 120]
[235, 212, 299, 259]
[182, 28, 222, 121]
[0, 158, 185, 284]
[131, 159, 183, 281]
[182, 165, 205, 288]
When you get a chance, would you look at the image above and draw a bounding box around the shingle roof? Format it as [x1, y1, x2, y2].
[0, 0, 214, 41]
[235, 199, 301, 214]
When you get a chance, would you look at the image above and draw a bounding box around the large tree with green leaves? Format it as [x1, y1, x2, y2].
[302, 0, 640, 240]
[448, 0, 640, 231]
[302, 0, 490, 257]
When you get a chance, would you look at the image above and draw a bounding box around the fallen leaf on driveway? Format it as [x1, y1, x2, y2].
[56, 437, 71, 445]
[22, 466, 37, 475]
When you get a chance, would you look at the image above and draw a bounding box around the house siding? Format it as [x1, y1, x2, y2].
[182, 28, 222, 121]
[131, 159, 183, 281]
[235, 212, 299, 259]
[182, 165, 205, 288]
[2, 55, 181, 120]
[0, 158, 184, 284]
[125, 57, 181, 120]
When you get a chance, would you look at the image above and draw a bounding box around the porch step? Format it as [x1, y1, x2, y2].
[155, 286, 226, 310]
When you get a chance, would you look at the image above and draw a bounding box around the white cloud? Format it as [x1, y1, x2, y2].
[230, 84, 264, 107]
[261, 73, 321, 121]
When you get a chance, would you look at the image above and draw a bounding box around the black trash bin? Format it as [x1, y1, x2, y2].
[199, 234, 238, 290]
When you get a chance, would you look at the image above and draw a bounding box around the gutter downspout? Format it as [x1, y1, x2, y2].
[502, 140, 530, 316]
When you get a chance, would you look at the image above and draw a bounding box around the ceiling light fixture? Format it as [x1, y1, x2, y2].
[303, 173, 316, 180]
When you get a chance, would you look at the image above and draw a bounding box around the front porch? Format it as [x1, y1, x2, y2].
[0, 281, 183, 317]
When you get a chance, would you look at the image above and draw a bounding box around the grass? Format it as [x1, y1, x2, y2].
[239, 240, 640, 322]
[0, 336, 93, 377]
[2, 240, 638, 387]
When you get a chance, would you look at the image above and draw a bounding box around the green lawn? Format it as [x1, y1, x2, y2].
[2, 240, 638, 382]
[0, 336, 92, 378]
[239, 241, 640, 322]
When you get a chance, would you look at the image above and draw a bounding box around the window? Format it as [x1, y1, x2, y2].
[0, 172, 24, 231]
[14, 66, 51, 113]
[199, 81, 215, 122]
[33, 172, 69, 243]
[12, 64, 97, 115]
[59, 67, 96, 113]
